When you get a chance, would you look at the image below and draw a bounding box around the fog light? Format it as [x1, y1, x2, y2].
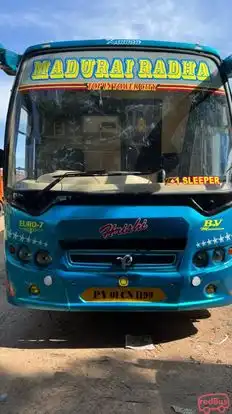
[18, 245, 32, 262]
[206, 284, 217, 295]
[29, 284, 40, 295]
[212, 248, 225, 262]
[35, 250, 52, 266]
[193, 250, 209, 268]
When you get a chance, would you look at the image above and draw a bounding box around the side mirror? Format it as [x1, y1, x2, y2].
[0, 44, 21, 76]
[0, 149, 4, 168]
[221, 55, 232, 79]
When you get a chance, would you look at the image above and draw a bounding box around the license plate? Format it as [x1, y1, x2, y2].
[81, 287, 166, 302]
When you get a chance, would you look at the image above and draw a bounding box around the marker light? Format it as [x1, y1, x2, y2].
[6, 280, 15, 296]
[9, 245, 16, 254]
[212, 248, 225, 263]
[35, 250, 52, 266]
[228, 247, 232, 255]
[18, 245, 32, 262]
[44, 276, 53, 286]
[193, 250, 209, 268]
[192, 276, 201, 286]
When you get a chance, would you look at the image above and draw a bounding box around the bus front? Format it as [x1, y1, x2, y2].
[2, 40, 232, 311]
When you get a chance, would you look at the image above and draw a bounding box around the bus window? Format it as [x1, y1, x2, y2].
[14, 107, 29, 182]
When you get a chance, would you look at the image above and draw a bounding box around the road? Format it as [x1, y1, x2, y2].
[0, 216, 232, 413]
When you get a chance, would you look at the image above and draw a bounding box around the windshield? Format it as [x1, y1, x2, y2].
[7, 49, 232, 194]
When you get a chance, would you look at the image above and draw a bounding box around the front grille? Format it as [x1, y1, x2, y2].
[60, 237, 187, 251]
[69, 252, 177, 265]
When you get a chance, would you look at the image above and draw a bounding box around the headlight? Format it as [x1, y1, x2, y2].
[18, 245, 32, 262]
[193, 250, 209, 268]
[212, 248, 225, 263]
[35, 250, 52, 266]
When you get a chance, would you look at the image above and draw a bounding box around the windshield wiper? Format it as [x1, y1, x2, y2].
[52, 170, 151, 178]
[35, 170, 160, 198]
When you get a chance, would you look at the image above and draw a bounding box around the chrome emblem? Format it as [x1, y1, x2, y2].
[116, 254, 133, 270]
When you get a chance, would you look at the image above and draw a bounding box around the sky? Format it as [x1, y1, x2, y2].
[0, 0, 231, 148]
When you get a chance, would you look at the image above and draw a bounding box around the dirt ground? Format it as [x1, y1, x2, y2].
[0, 217, 232, 414]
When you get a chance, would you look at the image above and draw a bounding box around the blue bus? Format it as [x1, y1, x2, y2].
[1, 38, 232, 312]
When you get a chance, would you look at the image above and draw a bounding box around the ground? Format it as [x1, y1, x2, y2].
[0, 217, 232, 414]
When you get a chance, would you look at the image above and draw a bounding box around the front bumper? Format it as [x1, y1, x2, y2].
[6, 259, 232, 311]
[7, 295, 232, 312]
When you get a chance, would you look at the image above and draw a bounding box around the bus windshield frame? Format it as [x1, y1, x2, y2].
[4, 47, 232, 199]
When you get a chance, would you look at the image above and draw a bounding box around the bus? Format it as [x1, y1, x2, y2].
[1, 39, 232, 312]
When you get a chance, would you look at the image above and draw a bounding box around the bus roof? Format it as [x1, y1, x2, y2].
[24, 39, 220, 58]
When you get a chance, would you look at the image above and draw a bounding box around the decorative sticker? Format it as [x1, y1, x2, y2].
[196, 233, 231, 248]
[19, 82, 225, 95]
[29, 56, 211, 83]
[18, 220, 44, 234]
[87, 82, 157, 91]
[106, 39, 142, 45]
[19, 50, 223, 91]
[7, 230, 48, 248]
[165, 176, 221, 185]
[99, 218, 148, 239]
[200, 219, 224, 232]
